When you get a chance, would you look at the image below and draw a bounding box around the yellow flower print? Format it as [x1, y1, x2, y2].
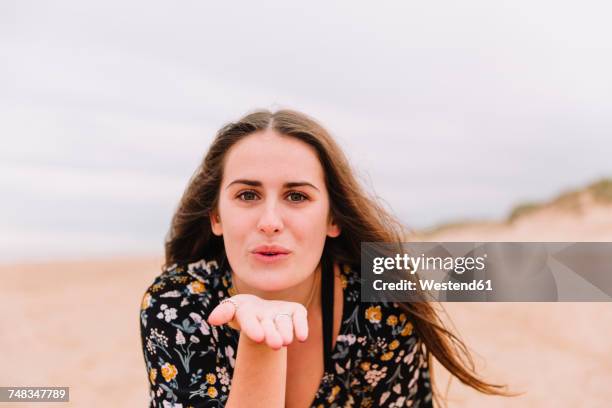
[207, 386, 218, 398]
[160, 363, 178, 382]
[401, 321, 414, 337]
[170, 275, 189, 284]
[365, 306, 382, 324]
[327, 385, 341, 402]
[228, 286, 238, 296]
[340, 274, 348, 289]
[188, 281, 206, 294]
[386, 315, 398, 326]
[399, 313, 407, 323]
[343, 264, 351, 274]
[206, 373, 216, 384]
[388, 340, 400, 351]
[360, 361, 371, 371]
[150, 282, 166, 293]
[149, 368, 157, 384]
[381, 351, 394, 361]
[141, 293, 152, 310]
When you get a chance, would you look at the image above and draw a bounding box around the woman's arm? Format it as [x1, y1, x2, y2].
[140, 269, 297, 407]
[225, 335, 287, 408]
[208, 294, 310, 408]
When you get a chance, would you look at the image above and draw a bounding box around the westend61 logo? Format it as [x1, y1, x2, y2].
[372, 253, 487, 275]
[361, 242, 612, 302]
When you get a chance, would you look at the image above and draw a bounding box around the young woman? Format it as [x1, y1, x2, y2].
[139, 109, 507, 407]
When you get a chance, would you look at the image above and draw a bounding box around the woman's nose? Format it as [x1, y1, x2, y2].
[257, 203, 283, 234]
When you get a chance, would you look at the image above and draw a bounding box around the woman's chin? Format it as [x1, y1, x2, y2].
[241, 268, 301, 293]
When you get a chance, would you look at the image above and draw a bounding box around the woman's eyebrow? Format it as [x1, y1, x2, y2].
[226, 179, 320, 191]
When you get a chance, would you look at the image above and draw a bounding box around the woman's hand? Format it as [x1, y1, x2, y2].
[207, 294, 309, 350]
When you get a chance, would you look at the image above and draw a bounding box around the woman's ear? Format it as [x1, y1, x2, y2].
[327, 219, 341, 238]
[210, 212, 223, 236]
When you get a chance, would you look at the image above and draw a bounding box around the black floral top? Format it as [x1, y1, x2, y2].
[140, 258, 433, 408]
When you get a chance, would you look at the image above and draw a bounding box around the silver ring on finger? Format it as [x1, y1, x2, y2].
[220, 298, 239, 312]
[273, 313, 293, 325]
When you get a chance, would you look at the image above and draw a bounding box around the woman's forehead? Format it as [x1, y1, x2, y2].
[222, 131, 325, 185]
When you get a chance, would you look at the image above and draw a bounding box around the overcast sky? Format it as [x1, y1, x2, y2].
[1, 1, 611, 262]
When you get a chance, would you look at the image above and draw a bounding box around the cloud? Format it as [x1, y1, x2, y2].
[1, 0, 611, 260]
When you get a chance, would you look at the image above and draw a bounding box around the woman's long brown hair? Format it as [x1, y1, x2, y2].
[165, 109, 512, 404]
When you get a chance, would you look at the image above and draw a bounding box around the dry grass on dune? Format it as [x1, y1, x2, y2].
[411, 181, 612, 407]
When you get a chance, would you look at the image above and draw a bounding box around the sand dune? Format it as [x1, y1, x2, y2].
[1, 200, 611, 407]
[413, 198, 612, 407]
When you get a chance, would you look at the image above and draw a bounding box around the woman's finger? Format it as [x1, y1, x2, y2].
[238, 309, 265, 343]
[272, 313, 294, 346]
[260, 316, 283, 350]
[207, 300, 237, 326]
[292, 305, 309, 342]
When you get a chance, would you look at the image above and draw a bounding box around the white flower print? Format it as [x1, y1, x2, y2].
[146, 338, 156, 355]
[189, 312, 202, 324]
[408, 364, 420, 389]
[337, 334, 357, 345]
[364, 366, 388, 387]
[216, 366, 230, 386]
[150, 328, 168, 347]
[154, 304, 178, 322]
[200, 319, 210, 336]
[187, 259, 219, 275]
[389, 396, 405, 408]
[403, 347, 417, 366]
[160, 290, 181, 298]
[225, 345, 235, 367]
[176, 329, 186, 345]
[187, 259, 206, 274]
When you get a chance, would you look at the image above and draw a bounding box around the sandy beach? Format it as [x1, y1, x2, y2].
[1, 200, 611, 407]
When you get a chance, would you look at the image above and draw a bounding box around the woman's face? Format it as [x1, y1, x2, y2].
[210, 129, 340, 292]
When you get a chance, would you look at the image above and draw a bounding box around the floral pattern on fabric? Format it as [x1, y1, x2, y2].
[140, 259, 433, 407]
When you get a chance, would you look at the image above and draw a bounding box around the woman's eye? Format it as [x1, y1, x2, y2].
[287, 192, 307, 202]
[238, 191, 258, 201]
